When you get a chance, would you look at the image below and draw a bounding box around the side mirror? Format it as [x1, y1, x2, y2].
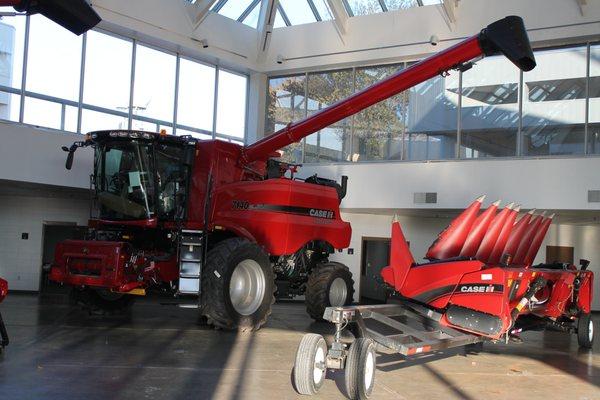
[65, 149, 75, 170]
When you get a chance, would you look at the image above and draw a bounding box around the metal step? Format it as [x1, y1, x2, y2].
[178, 231, 203, 295]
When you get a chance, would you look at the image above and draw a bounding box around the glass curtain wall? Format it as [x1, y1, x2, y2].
[266, 42, 599, 163]
[0, 14, 249, 143]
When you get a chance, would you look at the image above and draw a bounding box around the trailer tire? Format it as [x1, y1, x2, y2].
[305, 262, 354, 321]
[345, 338, 376, 400]
[577, 313, 594, 349]
[201, 238, 275, 331]
[293, 333, 328, 395]
[71, 288, 135, 315]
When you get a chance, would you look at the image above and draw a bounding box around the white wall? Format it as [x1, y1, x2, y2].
[332, 212, 600, 310]
[0, 193, 89, 291]
[301, 157, 600, 211]
[0, 121, 93, 189]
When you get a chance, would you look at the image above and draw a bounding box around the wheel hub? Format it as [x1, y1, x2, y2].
[313, 347, 326, 385]
[229, 259, 266, 316]
[329, 277, 348, 306]
[364, 350, 375, 390]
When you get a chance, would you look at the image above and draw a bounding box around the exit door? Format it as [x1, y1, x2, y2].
[360, 238, 390, 303]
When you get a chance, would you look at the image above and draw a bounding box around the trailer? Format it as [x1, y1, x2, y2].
[293, 302, 484, 398]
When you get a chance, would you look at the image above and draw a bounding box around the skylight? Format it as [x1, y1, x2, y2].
[344, 0, 442, 17]
[204, 0, 440, 28]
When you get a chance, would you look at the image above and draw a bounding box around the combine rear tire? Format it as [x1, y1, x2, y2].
[71, 288, 135, 315]
[201, 238, 275, 331]
[345, 338, 376, 400]
[305, 262, 354, 321]
[577, 313, 594, 349]
[293, 333, 328, 395]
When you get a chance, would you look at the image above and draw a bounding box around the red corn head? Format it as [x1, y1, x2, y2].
[512, 212, 546, 265]
[381, 215, 415, 291]
[459, 200, 500, 258]
[425, 196, 484, 260]
[502, 209, 535, 264]
[488, 205, 520, 264]
[522, 214, 554, 266]
[475, 202, 514, 262]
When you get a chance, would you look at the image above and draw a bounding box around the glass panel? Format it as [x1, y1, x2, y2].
[383, 0, 419, 11]
[216, 70, 247, 139]
[353, 64, 404, 161]
[81, 109, 128, 133]
[133, 44, 176, 123]
[130, 119, 173, 135]
[0, 9, 25, 88]
[0, 91, 20, 121]
[312, 0, 333, 20]
[305, 69, 353, 162]
[522, 46, 586, 156]
[347, 0, 384, 16]
[26, 15, 82, 100]
[176, 128, 212, 140]
[279, 0, 317, 25]
[274, 10, 287, 28]
[84, 31, 132, 112]
[24, 97, 64, 130]
[177, 58, 215, 131]
[96, 142, 155, 220]
[218, 0, 255, 21]
[266, 74, 306, 163]
[64, 105, 78, 133]
[404, 71, 458, 160]
[588, 44, 600, 154]
[242, 2, 261, 28]
[460, 56, 520, 158]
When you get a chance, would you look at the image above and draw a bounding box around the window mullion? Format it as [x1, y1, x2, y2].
[19, 15, 30, 123]
[77, 32, 87, 134]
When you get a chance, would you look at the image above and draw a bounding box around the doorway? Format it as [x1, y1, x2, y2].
[360, 237, 390, 303]
[40, 223, 87, 293]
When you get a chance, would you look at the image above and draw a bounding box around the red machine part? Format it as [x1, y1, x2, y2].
[382, 200, 594, 340]
[0, 278, 7, 303]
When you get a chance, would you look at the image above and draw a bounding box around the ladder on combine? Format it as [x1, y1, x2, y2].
[178, 230, 203, 295]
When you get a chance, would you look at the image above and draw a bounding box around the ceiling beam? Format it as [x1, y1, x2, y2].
[184, 0, 219, 30]
[326, 0, 348, 44]
[576, 0, 588, 16]
[441, 0, 458, 27]
[257, 0, 279, 60]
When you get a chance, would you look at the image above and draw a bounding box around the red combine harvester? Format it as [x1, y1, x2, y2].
[294, 197, 594, 399]
[0, 278, 8, 351]
[53, 15, 536, 332]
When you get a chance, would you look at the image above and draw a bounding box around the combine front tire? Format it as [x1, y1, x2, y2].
[293, 333, 328, 395]
[305, 262, 354, 320]
[201, 238, 275, 331]
[577, 313, 594, 349]
[345, 338, 376, 400]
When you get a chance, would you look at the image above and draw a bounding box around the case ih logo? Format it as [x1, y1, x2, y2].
[458, 284, 504, 293]
[309, 209, 334, 219]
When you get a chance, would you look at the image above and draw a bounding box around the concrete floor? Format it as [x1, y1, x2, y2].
[0, 293, 598, 400]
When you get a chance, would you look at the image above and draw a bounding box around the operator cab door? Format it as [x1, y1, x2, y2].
[360, 238, 391, 303]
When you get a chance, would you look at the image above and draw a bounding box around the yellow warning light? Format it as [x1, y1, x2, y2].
[160, 129, 168, 136]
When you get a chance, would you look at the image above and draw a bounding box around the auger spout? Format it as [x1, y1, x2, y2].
[241, 16, 535, 164]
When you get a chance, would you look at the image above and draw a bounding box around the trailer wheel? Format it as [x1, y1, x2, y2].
[577, 313, 594, 349]
[71, 288, 135, 315]
[201, 238, 275, 331]
[305, 262, 354, 321]
[345, 338, 376, 400]
[293, 333, 328, 395]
